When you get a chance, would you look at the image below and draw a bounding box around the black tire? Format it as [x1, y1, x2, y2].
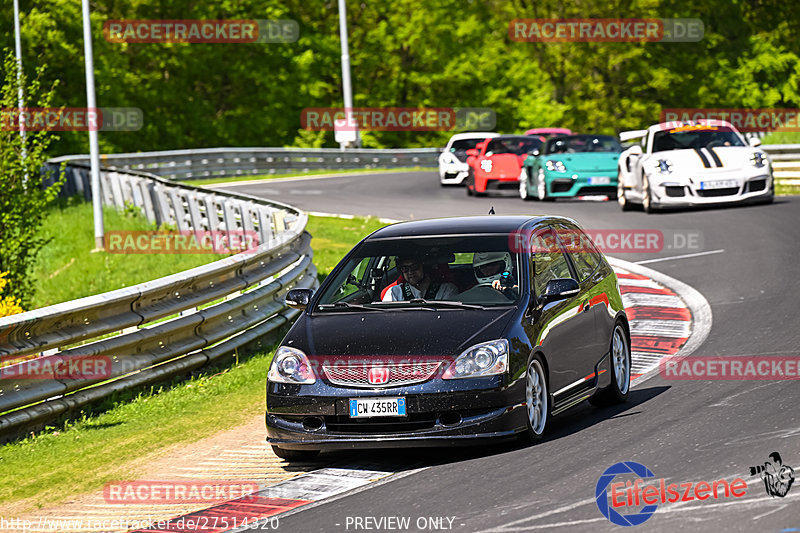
[618, 181, 634, 211]
[519, 167, 533, 201]
[522, 354, 550, 442]
[590, 323, 631, 407]
[271, 445, 320, 461]
[642, 174, 657, 213]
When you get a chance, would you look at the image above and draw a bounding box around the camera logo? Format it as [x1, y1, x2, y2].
[749, 452, 795, 498]
[595, 461, 658, 527]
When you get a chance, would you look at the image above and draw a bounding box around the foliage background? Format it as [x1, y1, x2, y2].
[0, 0, 798, 154]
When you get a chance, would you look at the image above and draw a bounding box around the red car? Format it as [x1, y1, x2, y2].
[466, 135, 543, 196]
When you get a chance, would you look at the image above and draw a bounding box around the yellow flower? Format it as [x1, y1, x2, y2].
[0, 271, 24, 317]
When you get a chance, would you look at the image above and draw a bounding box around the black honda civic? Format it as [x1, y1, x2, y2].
[266, 215, 630, 460]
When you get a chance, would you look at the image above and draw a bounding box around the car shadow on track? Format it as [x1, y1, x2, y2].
[309, 385, 669, 471]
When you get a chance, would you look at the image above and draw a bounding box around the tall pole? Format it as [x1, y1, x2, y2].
[81, 0, 104, 250]
[337, 0, 360, 148]
[13, 0, 27, 166]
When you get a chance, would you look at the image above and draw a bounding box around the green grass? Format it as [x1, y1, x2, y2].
[0, 212, 390, 514]
[31, 198, 231, 309]
[776, 182, 800, 196]
[0, 352, 273, 514]
[762, 132, 800, 145]
[179, 166, 435, 187]
[306, 215, 389, 279]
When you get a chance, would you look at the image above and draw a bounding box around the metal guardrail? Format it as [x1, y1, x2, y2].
[0, 162, 317, 439]
[52, 147, 440, 182]
[763, 144, 800, 182]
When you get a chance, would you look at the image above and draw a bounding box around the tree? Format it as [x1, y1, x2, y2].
[0, 51, 64, 307]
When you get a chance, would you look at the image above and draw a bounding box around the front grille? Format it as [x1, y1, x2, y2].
[551, 179, 574, 193]
[746, 179, 766, 192]
[696, 187, 739, 197]
[575, 186, 616, 196]
[488, 181, 520, 190]
[322, 361, 442, 388]
[324, 414, 439, 433]
[665, 186, 685, 197]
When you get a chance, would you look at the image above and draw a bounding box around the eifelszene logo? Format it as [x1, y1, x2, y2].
[596, 461, 748, 526]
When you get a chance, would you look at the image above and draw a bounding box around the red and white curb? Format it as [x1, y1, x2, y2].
[607, 257, 712, 386]
[129, 466, 410, 532]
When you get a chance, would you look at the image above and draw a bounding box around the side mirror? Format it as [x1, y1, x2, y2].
[749, 137, 762, 147]
[627, 144, 643, 156]
[541, 278, 580, 304]
[285, 288, 313, 310]
[531, 149, 540, 157]
[466, 149, 479, 157]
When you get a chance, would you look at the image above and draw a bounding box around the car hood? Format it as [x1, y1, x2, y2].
[544, 152, 620, 172]
[645, 147, 762, 171]
[287, 307, 518, 358]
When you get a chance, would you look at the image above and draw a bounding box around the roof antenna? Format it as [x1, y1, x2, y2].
[488, 206, 495, 215]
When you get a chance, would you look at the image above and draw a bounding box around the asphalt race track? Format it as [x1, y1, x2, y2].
[220, 171, 800, 532]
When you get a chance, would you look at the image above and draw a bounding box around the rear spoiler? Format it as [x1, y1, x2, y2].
[619, 129, 648, 142]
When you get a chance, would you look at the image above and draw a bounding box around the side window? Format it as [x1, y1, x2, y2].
[554, 224, 601, 282]
[530, 228, 572, 297]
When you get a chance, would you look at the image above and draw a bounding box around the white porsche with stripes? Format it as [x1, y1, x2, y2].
[616, 119, 774, 212]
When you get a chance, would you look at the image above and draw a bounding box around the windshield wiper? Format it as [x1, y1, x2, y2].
[317, 302, 388, 312]
[406, 298, 486, 310]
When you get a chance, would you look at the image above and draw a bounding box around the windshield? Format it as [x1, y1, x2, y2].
[545, 135, 622, 154]
[652, 125, 745, 152]
[451, 138, 486, 151]
[314, 236, 523, 310]
[487, 137, 543, 156]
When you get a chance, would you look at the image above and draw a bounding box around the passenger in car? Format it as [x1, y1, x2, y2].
[382, 256, 459, 301]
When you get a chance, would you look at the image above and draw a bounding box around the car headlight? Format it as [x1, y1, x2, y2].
[656, 159, 673, 173]
[480, 159, 493, 173]
[442, 339, 509, 379]
[750, 152, 767, 168]
[268, 346, 316, 384]
[545, 160, 566, 172]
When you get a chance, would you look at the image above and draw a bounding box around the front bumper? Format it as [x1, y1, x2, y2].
[647, 172, 773, 207]
[266, 377, 526, 450]
[439, 162, 469, 184]
[477, 173, 521, 193]
[541, 170, 618, 197]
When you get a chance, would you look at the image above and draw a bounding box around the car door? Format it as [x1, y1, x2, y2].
[525, 227, 597, 397]
[553, 222, 610, 359]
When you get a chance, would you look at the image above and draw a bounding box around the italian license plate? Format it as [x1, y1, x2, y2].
[349, 397, 406, 418]
[700, 179, 738, 190]
[588, 176, 611, 185]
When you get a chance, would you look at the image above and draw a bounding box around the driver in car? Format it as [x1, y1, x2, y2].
[382, 256, 459, 301]
[473, 252, 518, 294]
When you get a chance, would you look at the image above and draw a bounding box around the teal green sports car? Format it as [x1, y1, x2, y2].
[519, 134, 622, 201]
